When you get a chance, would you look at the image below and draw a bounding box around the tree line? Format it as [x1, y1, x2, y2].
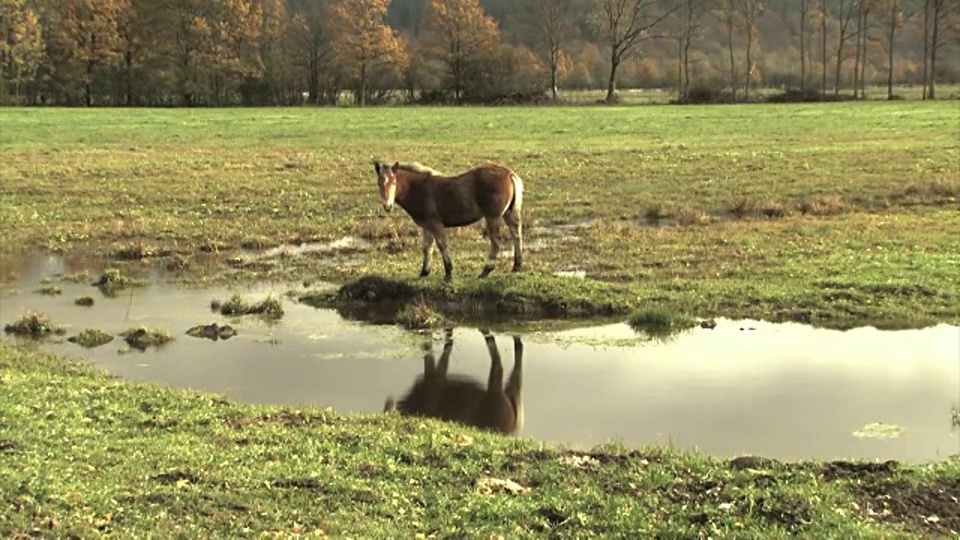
[1, 0, 958, 106]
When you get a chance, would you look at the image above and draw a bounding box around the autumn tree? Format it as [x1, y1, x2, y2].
[421, 0, 499, 102]
[288, 0, 339, 104]
[46, 0, 127, 105]
[592, 0, 675, 102]
[0, 0, 45, 102]
[330, 0, 406, 106]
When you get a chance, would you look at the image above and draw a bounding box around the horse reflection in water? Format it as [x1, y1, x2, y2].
[384, 328, 524, 435]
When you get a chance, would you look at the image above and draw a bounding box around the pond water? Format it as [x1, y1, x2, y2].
[2, 252, 959, 464]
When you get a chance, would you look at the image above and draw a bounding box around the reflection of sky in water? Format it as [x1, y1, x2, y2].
[1, 253, 958, 463]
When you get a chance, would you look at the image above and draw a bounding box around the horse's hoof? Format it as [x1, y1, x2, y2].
[511, 265, 523, 273]
[479, 267, 493, 279]
[443, 274, 453, 283]
[419, 270, 430, 278]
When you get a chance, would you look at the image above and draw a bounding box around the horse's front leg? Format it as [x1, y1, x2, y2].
[419, 229, 434, 278]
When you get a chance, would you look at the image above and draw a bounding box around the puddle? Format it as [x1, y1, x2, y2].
[232, 237, 371, 267]
[1, 255, 959, 463]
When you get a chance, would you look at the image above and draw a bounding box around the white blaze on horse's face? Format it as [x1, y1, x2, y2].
[378, 164, 397, 212]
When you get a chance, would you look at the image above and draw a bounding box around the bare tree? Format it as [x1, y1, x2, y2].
[821, 0, 828, 95]
[924, 0, 958, 99]
[671, 0, 708, 101]
[884, 0, 915, 99]
[537, 0, 568, 101]
[591, 0, 676, 102]
[833, 0, 858, 95]
[716, 0, 738, 100]
[738, 0, 763, 100]
[776, 0, 813, 89]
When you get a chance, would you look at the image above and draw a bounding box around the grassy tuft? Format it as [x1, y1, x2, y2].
[3, 312, 65, 338]
[35, 284, 62, 296]
[67, 328, 114, 348]
[74, 296, 95, 307]
[217, 294, 284, 319]
[395, 298, 446, 330]
[92, 268, 142, 296]
[120, 326, 174, 350]
[628, 308, 697, 336]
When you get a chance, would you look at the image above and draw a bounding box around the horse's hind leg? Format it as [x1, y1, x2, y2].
[503, 209, 523, 272]
[419, 229, 434, 278]
[430, 225, 454, 282]
[479, 217, 502, 278]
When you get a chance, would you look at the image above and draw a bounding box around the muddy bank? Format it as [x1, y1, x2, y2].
[299, 274, 635, 326]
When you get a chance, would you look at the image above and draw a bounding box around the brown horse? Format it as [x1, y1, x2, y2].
[373, 160, 524, 281]
[383, 328, 524, 436]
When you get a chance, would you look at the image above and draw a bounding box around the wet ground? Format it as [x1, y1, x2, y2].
[2, 251, 959, 464]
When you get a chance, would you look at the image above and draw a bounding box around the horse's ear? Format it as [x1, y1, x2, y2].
[392, 161, 400, 172]
[372, 159, 381, 174]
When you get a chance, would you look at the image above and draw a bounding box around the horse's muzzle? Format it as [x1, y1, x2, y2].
[382, 202, 394, 212]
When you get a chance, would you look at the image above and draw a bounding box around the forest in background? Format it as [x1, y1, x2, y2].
[1, 0, 958, 106]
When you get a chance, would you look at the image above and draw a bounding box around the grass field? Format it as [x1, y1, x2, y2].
[1, 102, 958, 327]
[1, 102, 960, 536]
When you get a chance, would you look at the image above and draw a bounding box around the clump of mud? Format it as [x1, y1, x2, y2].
[4, 312, 66, 338]
[338, 275, 418, 302]
[121, 327, 174, 351]
[68, 329, 114, 348]
[75, 296, 95, 307]
[186, 323, 237, 341]
[215, 294, 284, 319]
[396, 299, 445, 330]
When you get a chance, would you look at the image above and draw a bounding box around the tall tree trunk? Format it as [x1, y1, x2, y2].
[929, 0, 940, 99]
[744, 9, 753, 101]
[821, 0, 828, 95]
[726, 10, 737, 101]
[887, 1, 897, 99]
[550, 54, 559, 101]
[922, 0, 930, 99]
[864, 10, 870, 97]
[606, 50, 619, 103]
[359, 61, 366, 107]
[853, 6, 862, 98]
[800, 0, 807, 90]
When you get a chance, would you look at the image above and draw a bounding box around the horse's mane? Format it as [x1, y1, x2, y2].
[395, 162, 444, 176]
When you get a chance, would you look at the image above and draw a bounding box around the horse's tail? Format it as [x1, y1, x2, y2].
[508, 172, 524, 215]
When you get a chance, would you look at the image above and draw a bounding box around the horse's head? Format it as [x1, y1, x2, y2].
[373, 159, 400, 212]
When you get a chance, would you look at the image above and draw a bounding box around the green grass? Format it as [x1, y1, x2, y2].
[1, 103, 957, 327]
[2, 341, 959, 538]
[628, 308, 697, 336]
